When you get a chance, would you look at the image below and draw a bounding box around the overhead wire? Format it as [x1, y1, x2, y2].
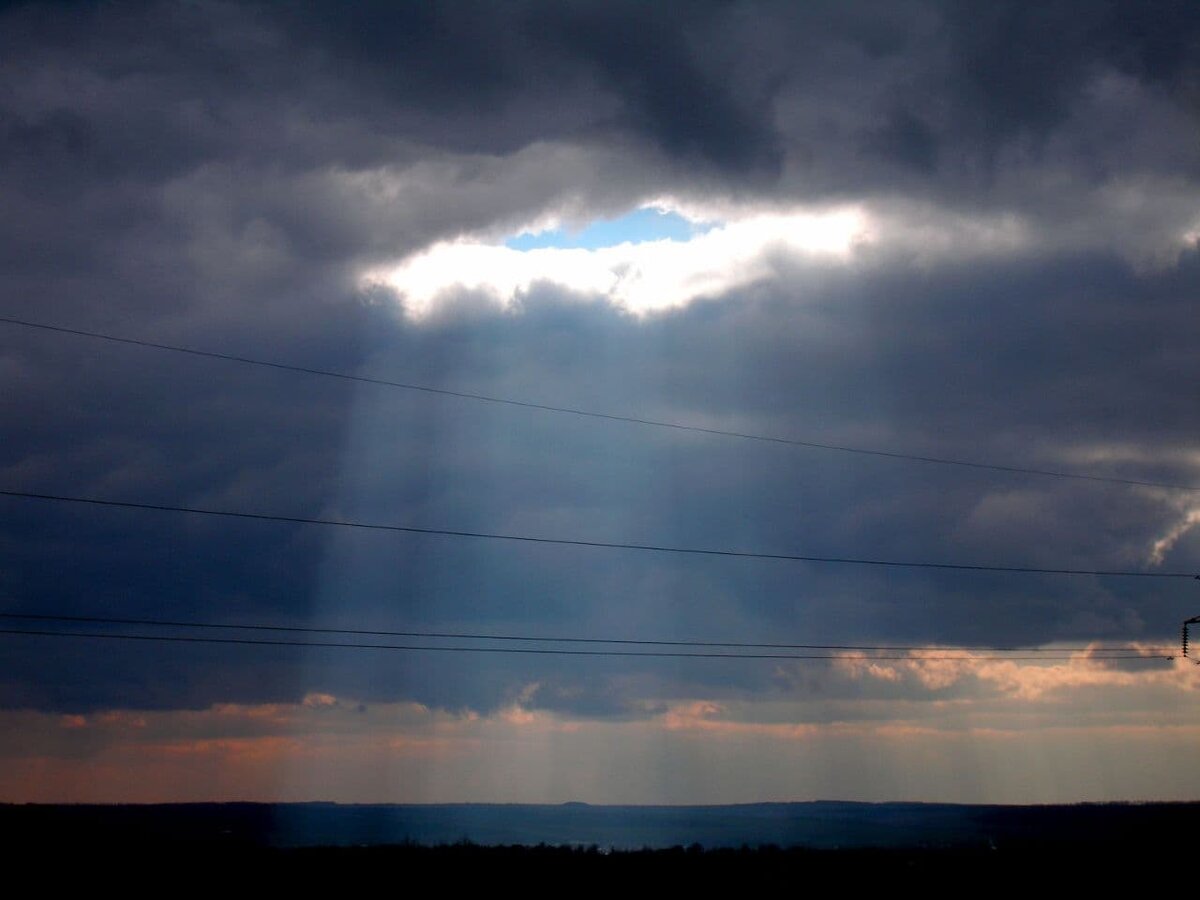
[1, 317, 1194, 663]
[2, 487, 1195, 578]
[0, 611, 1174, 654]
[0, 628, 1175, 661]
[1, 315, 1194, 492]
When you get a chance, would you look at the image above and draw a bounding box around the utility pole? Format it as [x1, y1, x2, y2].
[1183, 576, 1200, 664]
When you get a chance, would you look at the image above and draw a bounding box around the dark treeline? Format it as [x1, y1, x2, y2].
[2, 801, 1196, 885]
[3, 841, 1192, 888]
[3, 800, 1197, 850]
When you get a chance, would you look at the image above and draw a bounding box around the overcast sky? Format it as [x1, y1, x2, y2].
[2, 0, 1199, 804]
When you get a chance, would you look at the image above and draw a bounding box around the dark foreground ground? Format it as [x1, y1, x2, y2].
[1, 840, 1190, 888]
[2, 801, 1194, 885]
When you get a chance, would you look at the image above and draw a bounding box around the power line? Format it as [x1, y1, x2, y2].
[2, 315, 1193, 492]
[0, 612, 1172, 654]
[0, 628, 1174, 661]
[2, 487, 1195, 578]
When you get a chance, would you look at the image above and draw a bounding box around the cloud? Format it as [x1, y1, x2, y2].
[3, 651, 1199, 803]
[363, 181, 1200, 320]
[841, 649, 1196, 700]
[1149, 505, 1200, 566]
[5, 241, 1199, 719]
[0, 2, 1199, 809]
[365, 204, 867, 317]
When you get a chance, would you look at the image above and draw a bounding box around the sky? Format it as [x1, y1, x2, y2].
[1, 0, 1199, 805]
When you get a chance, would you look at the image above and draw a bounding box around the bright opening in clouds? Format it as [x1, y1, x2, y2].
[365, 203, 868, 317]
[505, 207, 711, 251]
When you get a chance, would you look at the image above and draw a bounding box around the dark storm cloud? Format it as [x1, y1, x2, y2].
[6, 246, 1197, 714]
[1, 1, 1198, 717]
[268, 0, 784, 173]
[2, 0, 1197, 281]
[942, 0, 1200, 136]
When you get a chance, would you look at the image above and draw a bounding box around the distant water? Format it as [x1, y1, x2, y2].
[3, 801, 1196, 850]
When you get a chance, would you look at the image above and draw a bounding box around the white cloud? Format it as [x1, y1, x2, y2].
[839, 648, 1195, 701]
[1149, 505, 1200, 566]
[358, 172, 1200, 320]
[362, 203, 869, 318]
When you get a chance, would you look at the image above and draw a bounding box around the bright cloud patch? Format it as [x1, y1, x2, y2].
[364, 204, 867, 318]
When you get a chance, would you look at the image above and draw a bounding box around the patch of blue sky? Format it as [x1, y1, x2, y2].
[505, 207, 714, 251]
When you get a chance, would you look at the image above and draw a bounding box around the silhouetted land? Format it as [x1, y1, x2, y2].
[3, 801, 1194, 883]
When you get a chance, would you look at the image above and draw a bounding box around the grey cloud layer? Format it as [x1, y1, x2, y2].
[1, 1, 1198, 716]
